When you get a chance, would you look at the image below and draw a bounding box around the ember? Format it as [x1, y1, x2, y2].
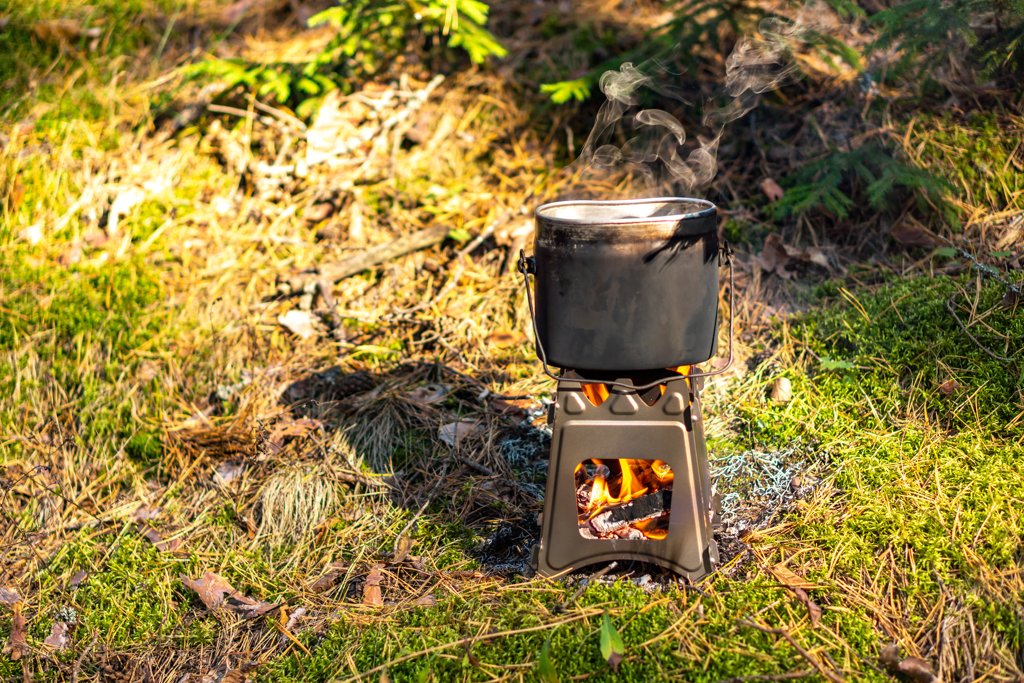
[575, 459, 673, 540]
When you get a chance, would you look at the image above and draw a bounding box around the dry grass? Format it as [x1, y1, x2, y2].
[0, 0, 1022, 681]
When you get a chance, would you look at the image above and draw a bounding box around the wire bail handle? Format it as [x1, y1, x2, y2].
[517, 244, 735, 392]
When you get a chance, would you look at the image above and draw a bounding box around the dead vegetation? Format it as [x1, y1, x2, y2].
[0, 0, 1022, 681]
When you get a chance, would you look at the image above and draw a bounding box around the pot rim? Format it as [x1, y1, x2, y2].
[535, 197, 716, 226]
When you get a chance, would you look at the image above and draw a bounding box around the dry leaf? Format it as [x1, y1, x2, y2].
[33, 18, 101, 46]
[760, 177, 785, 202]
[306, 90, 367, 167]
[487, 330, 525, 348]
[309, 563, 348, 593]
[404, 383, 449, 405]
[3, 602, 27, 661]
[142, 526, 182, 552]
[132, 504, 161, 523]
[392, 535, 415, 564]
[268, 417, 322, 442]
[769, 562, 818, 590]
[880, 644, 938, 683]
[937, 379, 959, 396]
[890, 219, 943, 248]
[758, 233, 792, 278]
[792, 587, 822, 627]
[438, 420, 478, 447]
[278, 310, 316, 339]
[413, 594, 436, 607]
[181, 572, 277, 618]
[362, 565, 384, 606]
[282, 606, 306, 633]
[214, 460, 245, 484]
[770, 377, 793, 404]
[0, 587, 19, 607]
[69, 570, 88, 589]
[44, 621, 70, 651]
[758, 233, 832, 278]
[58, 241, 83, 267]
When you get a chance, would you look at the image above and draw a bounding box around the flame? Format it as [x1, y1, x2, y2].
[632, 516, 669, 540]
[575, 458, 674, 539]
[579, 366, 691, 407]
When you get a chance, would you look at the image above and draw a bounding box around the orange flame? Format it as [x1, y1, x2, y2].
[579, 366, 690, 407]
[575, 458, 675, 538]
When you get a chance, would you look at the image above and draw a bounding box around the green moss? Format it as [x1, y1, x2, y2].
[35, 532, 198, 645]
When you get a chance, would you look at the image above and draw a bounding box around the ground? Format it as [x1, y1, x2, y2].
[0, 1, 1022, 682]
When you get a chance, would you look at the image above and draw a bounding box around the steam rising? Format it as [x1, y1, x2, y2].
[571, 3, 832, 197]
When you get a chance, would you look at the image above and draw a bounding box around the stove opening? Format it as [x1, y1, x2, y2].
[575, 458, 673, 540]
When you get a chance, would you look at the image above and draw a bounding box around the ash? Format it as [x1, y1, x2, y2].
[710, 444, 825, 562]
[497, 423, 550, 499]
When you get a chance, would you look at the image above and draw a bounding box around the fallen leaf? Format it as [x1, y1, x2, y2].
[770, 377, 793, 404]
[758, 233, 832, 278]
[937, 378, 959, 396]
[488, 397, 529, 418]
[266, 417, 323, 453]
[306, 90, 368, 167]
[438, 420, 478, 447]
[404, 383, 450, 405]
[793, 587, 823, 627]
[769, 562, 818, 590]
[392, 535, 415, 564]
[58, 241, 83, 266]
[44, 621, 70, 651]
[487, 330, 525, 348]
[880, 643, 938, 683]
[890, 219, 944, 248]
[33, 18, 102, 46]
[412, 594, 436, 607]
[282, 606, 306, 634]
[181, 572, 277, 618]
[132, 504, 161, 523]
[69, 571, 88, 589]
[309, 563, 348, 593]
[599, 612, 625, 672]
[278, 309, 316, 339]
[0, 587, 19, 607]
[760, 177, 785, 202]
[757, 234, 794, 279]
[304, 201, 335, 225]
[214, 460, 245, 484]
[362, 564, 384, 606]
[142, 526, 182, 552]
[3, 602, 27, 660]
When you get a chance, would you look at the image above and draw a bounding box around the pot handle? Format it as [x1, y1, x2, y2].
[517, 244, 735, 392]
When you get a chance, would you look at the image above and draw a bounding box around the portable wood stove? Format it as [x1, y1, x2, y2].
[519, 198, 732, 579]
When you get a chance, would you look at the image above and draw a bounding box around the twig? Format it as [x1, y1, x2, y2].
[946, 295, 1013, 362]
[740, 620, 845, 683]
[718, 670, 815, 683]
[335, 609, 601, 683]
[559, 562, 618, 610]
[276, 223, 450, 297]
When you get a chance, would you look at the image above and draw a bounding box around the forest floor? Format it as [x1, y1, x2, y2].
[1, 1, 1022, 681]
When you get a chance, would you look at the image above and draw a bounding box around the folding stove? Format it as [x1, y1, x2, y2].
[518, 198, 732, 579]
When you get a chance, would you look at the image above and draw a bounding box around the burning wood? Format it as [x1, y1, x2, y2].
[575, 458, 674, 541]
[589, 490, 669, 534]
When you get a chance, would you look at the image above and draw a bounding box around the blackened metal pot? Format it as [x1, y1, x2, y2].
[531, 197, 719, 372]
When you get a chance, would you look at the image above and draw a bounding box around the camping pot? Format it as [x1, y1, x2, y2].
[528, 197, 720, 372]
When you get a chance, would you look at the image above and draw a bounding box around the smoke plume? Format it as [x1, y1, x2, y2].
[569, 2, 833, 198]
